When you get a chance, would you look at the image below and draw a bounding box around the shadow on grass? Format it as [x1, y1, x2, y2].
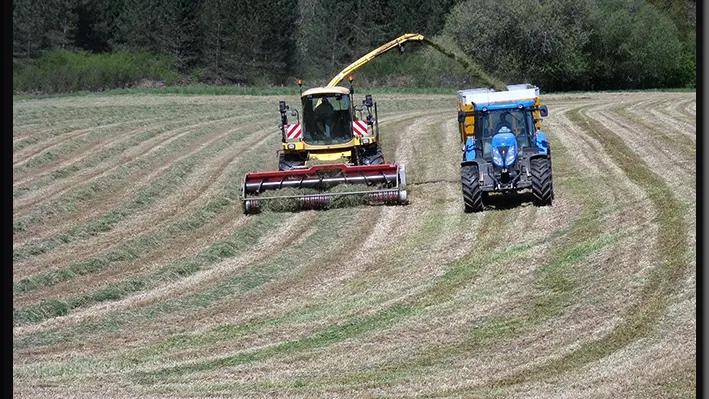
[482, 190, 539, 211]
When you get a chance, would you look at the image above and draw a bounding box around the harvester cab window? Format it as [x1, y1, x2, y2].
[304, 95, 352, 145]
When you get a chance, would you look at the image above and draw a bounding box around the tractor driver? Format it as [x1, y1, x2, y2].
[314, 97, 335, 138]
[495, 111, 514, 133]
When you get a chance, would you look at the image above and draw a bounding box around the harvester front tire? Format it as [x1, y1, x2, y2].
[461, 165, 483, 213]
[530, 157, 553, 206]
[279, 154, 305, 171]
[360, 146, 385, 166]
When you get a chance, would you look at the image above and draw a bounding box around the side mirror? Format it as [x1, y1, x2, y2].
[364, 94, 373, 108]
[539, 105, 549, 117]
[457, 110, 465, 123]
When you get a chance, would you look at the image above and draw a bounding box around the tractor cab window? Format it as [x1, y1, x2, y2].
[303, 94, 352, 145]
[478, 108, 533, 157]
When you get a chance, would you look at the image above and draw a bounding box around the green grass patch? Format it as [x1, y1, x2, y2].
[12, 191, 287, 325]
[13, 207, 354, 351]
[136, 304, 419, 381]
[612, 103, 696, 158]
[13, 159, 197, 263]
[13, 109, 268, 262]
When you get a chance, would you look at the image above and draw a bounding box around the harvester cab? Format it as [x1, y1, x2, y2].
[277, 79, 382, 170]
[456, 84, 554, 212]
[239, 34, 431, 214]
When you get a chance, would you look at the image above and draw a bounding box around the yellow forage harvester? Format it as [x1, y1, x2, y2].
[240, 34, 427, 214]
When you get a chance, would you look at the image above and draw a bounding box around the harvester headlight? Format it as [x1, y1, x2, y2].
[287, 143, 296, 149]
[362, 138, 370, 144]
[505, 146, 516, 165]
[492, 147, 503, 166]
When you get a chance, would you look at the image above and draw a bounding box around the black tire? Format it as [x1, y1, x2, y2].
[359, 146, 385, 165]
[530, 157, 553, 206]
[548, 148, 555, 200]
[462, 165, 483, 213]
[279, 153, 305, 171]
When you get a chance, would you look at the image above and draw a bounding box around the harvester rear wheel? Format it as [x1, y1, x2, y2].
[530, 157, 553, 206]
[461, 165, 483, 213]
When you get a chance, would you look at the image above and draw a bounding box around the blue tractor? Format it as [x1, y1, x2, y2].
[456, 84, 553, 212]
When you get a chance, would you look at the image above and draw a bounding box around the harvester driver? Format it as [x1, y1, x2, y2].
[314, 97, 336, 138]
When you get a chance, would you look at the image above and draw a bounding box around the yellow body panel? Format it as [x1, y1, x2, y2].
[457, 102, 475, 143]
[309, 151, 352, 162]
[281, 136, 376, 152]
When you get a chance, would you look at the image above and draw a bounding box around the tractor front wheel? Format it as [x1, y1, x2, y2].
[462, 165, 483, 213]
[530, 157, 553, 206]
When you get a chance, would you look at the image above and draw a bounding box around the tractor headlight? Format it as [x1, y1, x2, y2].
[362, 138, 370, 144]
[287, 143, 296, 149]
[505, 146, 516, 165]
[492, 147, 503, 166]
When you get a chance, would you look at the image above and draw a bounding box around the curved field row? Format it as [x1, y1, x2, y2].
[13, 91, 695, 398]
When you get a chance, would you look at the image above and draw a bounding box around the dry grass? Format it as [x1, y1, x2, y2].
[13, 91, 695, 398]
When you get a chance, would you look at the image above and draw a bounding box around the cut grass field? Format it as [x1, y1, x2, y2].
[13, 90, 696, 398]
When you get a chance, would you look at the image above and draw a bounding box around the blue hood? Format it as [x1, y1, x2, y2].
[491, 132, 518, 167]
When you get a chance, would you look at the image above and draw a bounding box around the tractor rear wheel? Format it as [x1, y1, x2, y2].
[462, 165, 483, 213]
[530, 157, 553, 206]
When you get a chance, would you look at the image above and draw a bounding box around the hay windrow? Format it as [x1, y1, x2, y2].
[247, 183, 398, 212]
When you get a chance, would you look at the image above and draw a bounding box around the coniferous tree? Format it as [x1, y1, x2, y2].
[13, 0, 46, 59]
[200, 0, 237, 82]
[73, 0, 124, 53]
[113, 0, 161, 52]
[230, 0, 298, 84]
[155, 0, 204, 72]
[13, 0, 77, 59]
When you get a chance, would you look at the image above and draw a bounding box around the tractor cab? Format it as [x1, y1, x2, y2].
[477, 106, 535, 161]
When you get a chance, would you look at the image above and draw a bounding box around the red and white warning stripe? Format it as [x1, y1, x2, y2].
[352, 120, 368, 136]
[286, 123, 302, 139]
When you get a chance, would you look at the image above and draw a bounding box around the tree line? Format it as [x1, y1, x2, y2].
[12, 0, 695, 93]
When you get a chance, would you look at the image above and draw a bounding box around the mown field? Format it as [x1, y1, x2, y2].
[13, 90, 696, 398]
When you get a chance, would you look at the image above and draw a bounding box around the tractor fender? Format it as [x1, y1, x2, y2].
[534, 131, 549, 155]
[463, 136, 476, 161]
[528, 153, 550, 161]
[461, 159, 480, 168]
